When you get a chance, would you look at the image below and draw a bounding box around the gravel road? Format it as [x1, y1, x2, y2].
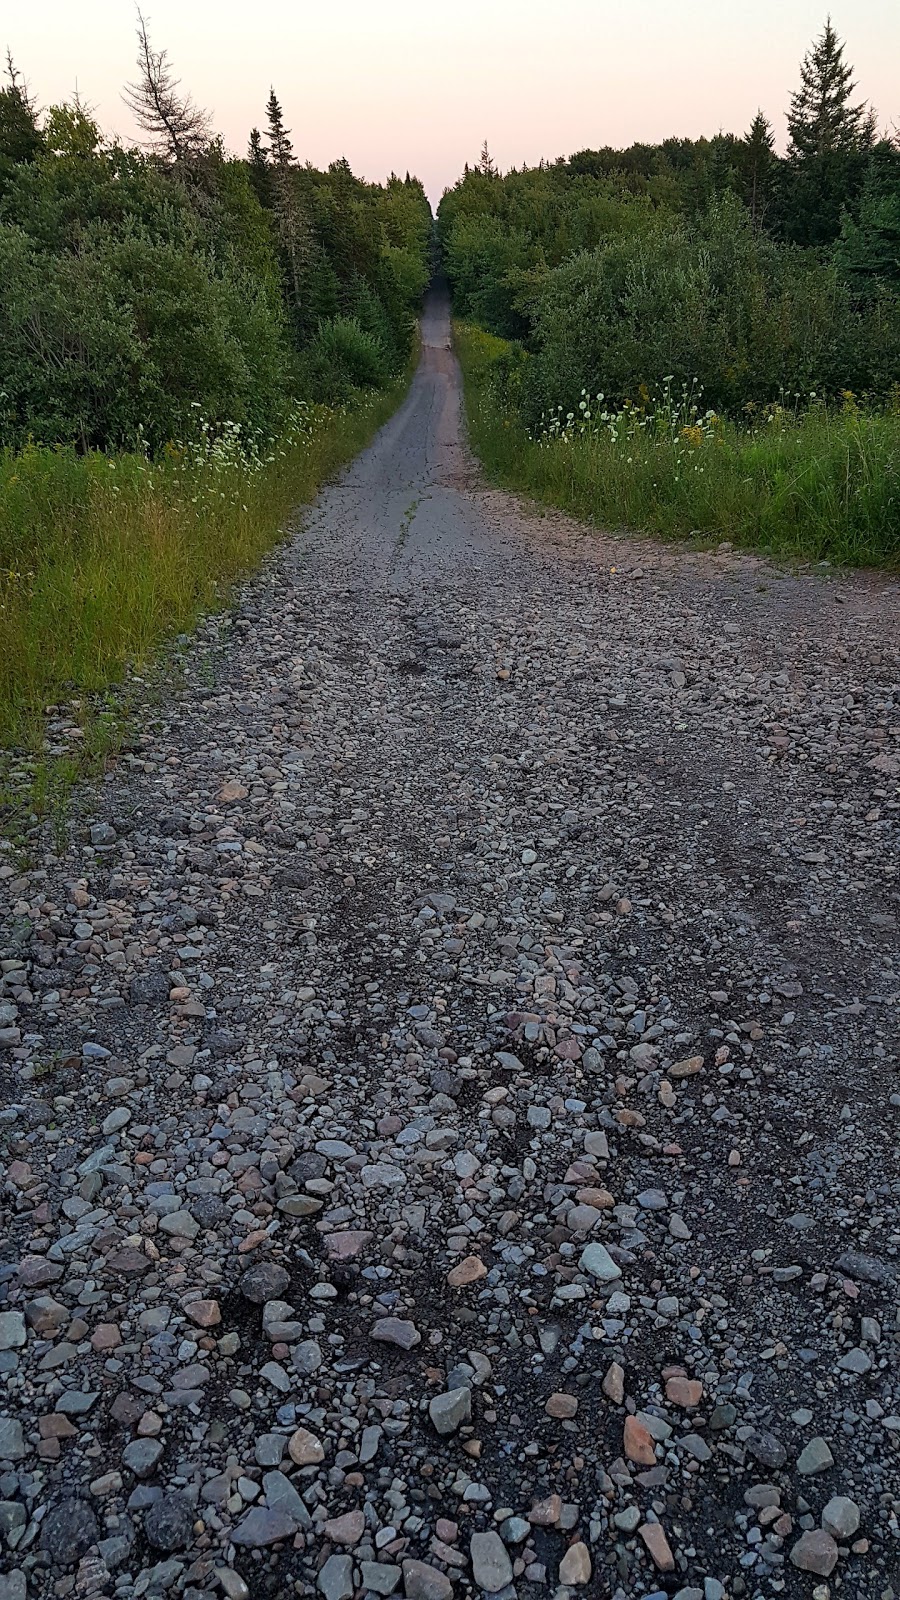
[1, 288, 898, 1600]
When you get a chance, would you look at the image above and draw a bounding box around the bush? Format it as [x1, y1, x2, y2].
[303, 316, 389, 402]
[518, 199, 900, 425]
[454, 320, 900, 568]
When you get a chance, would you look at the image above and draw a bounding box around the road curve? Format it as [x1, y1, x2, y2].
[1, 286, 898, 1600]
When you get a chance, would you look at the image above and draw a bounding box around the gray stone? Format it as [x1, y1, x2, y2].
[0, 1313, 26, 1351]
[834, 1250, 893, 1286]
[402, 1560, 454, 1600]
[796, 1436, 834, 1475]
[318, 1554, 355, 1600]
[429, 1386, 472, 1436]
[746, 1428, 786, 1469]
[470, 1531, 513, 1593]
[240, 1261, 290, 1304]
[0, 1572, 26, 1600]
[837, 1346, 872, 1374]
[291, 1339, 323, 1374]
[371, 1317, 420, 1349]
[122, 1439, 163, 1478]
[0, 1419, 25, 1460]
[254, 1432, 285, 1467]
[579, 1242, 621, 1282]
[232, 1506, 298, 1546]
[263, 1471, 311, 1528]
[821, 1496, 860, 1540]
[360, 1564, 402, 1596]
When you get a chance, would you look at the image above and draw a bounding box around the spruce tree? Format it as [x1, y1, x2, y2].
[247, 126, 273, 207]
[478, 141, 497, 178]
[783, 20, 874, 244]
[743, 110, 776, 227]
[265, 90, 294, 168]
[787, 20, 870, 160]
[0, 54, 42, 196]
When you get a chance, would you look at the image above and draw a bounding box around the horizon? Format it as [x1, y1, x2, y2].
[5, 1, 899, 204]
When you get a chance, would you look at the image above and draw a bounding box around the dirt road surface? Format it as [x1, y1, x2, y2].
[1, 289, 898, 1600]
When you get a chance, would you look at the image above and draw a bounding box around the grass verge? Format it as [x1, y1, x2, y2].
[0, 369, 412, 847]
[454, 322, 900, 569]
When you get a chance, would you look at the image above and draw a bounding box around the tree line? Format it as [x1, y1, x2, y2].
[438, 21, 900, 422]
[0, 22, 432, 453]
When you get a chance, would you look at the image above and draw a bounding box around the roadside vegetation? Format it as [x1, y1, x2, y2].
[440, 23, 900, 567]
[0, 28, 431, 829]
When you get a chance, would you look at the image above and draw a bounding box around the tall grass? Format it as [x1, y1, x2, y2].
[455, 323, 900, 568]
[0, 381, 407, 753]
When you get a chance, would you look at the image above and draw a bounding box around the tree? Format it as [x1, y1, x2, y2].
[787, 20, 871, 160]
[247, 125, 272, 206]
[742, 111, 777, 227]
[0, 54, 42, 196]
[265, 89, 293, 168]
[783, 19, 875, 244]
[478, 140, 497, 178]
[836, 144, 900, 294]
[123, 12, 210, 162]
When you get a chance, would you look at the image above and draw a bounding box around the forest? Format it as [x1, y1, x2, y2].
[0, 23, 432, 773]
[439, 22, 900, 565]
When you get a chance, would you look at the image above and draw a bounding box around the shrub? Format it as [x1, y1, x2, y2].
[304, 316, 389, 402]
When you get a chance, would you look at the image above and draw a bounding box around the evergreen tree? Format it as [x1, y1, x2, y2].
[0, 54, 42, 197]
[123, 12, 210, 162]
[265, 90, 294, 168]
[247, 126, 272, 207]
[787, 20, 870, 159]
[742, 110, 777, 227]
[783, 20, 874, 245]
[478, 141, 497, 178]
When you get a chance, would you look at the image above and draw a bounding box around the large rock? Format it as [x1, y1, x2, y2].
[402, 1560, 453, 1600]
[470, 1531, 513, 1592]
[143, 1492, 194, 1553]
[231, 1507, 298, 1546]
[240, 1261, 290, 1304]
[40, 1499, 100, 1564]
[790, 1530, 839, 1576]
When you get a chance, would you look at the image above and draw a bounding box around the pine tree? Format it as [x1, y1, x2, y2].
[743, 110, 776, 226]
[265, 89, 294, 168]
[787, 20, 871, 159]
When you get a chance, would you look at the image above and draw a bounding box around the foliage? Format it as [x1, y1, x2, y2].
[303, 316, 389, 401]
[513, 200, 900, 423]
[0, 29, 432, 455]
[455, 322, 900, 569]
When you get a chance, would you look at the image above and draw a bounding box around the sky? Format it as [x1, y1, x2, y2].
[6, 1, 899, 204]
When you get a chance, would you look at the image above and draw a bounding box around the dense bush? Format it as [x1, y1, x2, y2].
[515, 201, 900, 424]
[304, 315, 389, 402]
[0, 80, 432, 453]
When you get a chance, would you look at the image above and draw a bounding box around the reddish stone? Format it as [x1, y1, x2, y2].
[639, 1522, 675, 1571]
[624, 1416, 656, 1466]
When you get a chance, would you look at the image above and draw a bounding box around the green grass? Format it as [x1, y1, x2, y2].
[0, 370, 412, 843]
[454, 322, 900, 569]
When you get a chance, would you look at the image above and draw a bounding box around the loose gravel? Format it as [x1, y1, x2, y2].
[1, 290, 898, 1600]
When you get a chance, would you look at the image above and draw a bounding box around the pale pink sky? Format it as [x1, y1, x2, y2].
[7, 1, 898, 202]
